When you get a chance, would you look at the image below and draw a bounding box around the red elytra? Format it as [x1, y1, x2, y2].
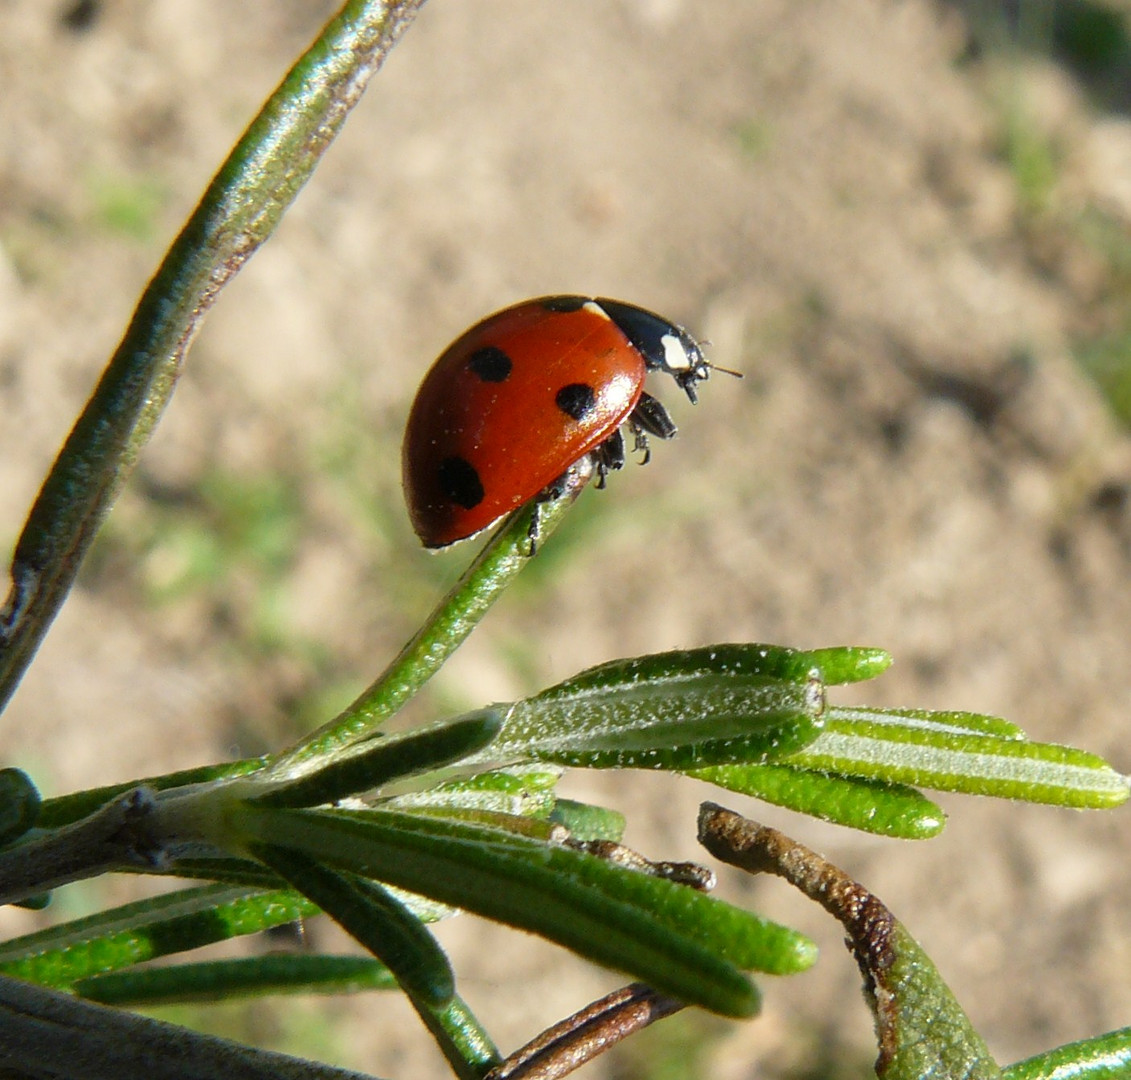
[402, 296, 717, 549]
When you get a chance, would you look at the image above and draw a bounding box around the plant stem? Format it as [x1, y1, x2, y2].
[271, 493, 581, 773]
[0, 788, 161, 906]
[0, 0, 428, 714]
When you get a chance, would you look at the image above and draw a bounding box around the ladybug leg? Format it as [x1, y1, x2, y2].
[592, 428, 626, 489]
[527, 454, 599, 555]
[631, 391, 678, 440]
[526, 506, 542, 554]
[628, 419, 652, 465]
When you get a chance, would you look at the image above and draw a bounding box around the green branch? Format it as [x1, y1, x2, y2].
[0, 0, 428, 713]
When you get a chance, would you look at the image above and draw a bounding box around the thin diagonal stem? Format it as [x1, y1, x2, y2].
[0, 0, 427, 713]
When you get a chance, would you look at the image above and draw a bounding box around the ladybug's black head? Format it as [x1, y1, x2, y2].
[597, 298, 716, 405]
[661, 327, 712, 405]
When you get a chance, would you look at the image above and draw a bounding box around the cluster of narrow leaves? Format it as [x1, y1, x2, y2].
[0, 626, 1126, 1077]
[497, 641, 1126, 832]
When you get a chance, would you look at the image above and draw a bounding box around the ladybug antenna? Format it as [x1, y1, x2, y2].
[707, 359, 743, 379]
[694, 341, 742, 381]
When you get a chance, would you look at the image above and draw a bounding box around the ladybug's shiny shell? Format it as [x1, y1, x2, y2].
[402, 296, 710, 549]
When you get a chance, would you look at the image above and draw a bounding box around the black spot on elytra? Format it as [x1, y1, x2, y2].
[542, 296, 587, 313]
[467, 346, 512, 383]
[556, 383, 597, 421]
[437, 457, 484, 509]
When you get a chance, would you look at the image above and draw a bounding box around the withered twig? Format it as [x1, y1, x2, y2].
[698, 802, 898, 1058]
[486, 983, 684, 1080]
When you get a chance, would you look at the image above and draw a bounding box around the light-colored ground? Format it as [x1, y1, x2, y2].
[2, 1, 1130, 1076]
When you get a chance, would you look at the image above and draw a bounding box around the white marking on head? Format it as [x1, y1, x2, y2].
[661, 333, 692, 371]
[583, 300, 609, 320]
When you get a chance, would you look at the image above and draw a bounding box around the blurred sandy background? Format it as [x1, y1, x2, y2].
[2, 1, 1131, 1076]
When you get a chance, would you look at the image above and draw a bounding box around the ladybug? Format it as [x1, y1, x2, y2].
[402, 296, 728, 549]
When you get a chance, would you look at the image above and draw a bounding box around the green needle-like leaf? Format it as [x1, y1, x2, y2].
[252, 844, 454, 1008]
[526, 644, 889, 690]
[386, 763, 562, 819]
[74, 954, 399, 1006]
[787, 706, 1129, 807]
[689, 762, 946, 838]
[1003, 1027, 1131, 1080]
[233, 804, 816, 1015]
[0, 885, 315, 988]
[874, 920, 1002, 1079]
[412, 994, 502, 1079]
[0, 0, 427, 712]
[548, 798, 627, 841]
[248, 846, 500, 1079]
[852, 706, 1025, 739]
[796, 645, 893, 684]
[493, 646, 828, 770]
[250, 710, 502, 808]
[153, 857, 458, 924]
[498, 681, 817, 768]
[773, 913, 1003, 1080]
[149, 855, 293, 890]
